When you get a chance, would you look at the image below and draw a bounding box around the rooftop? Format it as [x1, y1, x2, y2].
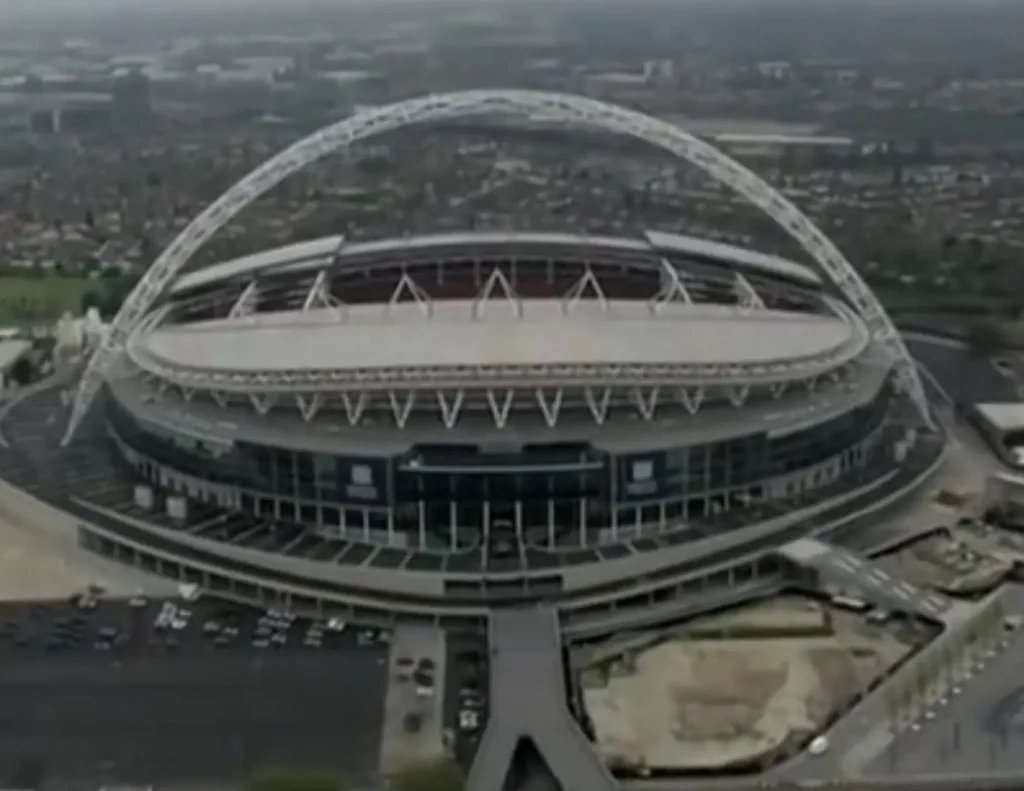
[975, 402, 1024, 432]
[141, 300, 855, 376]
[169, 230, 822, 296]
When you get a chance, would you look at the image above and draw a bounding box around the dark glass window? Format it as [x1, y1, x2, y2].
[295, 452, 316, 499]
[268, 451, 288, 496]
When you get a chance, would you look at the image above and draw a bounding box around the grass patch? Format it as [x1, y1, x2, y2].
[0, 276, 96, 324]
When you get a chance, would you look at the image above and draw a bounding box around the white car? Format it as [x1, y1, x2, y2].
[178, 583, 201, 602]
[326, 617, 347, 633]
[808, 736, 829, 756]
[459, 710, 479, 731]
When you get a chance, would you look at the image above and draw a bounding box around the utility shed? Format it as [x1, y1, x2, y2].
[967, 402, 1024, 467]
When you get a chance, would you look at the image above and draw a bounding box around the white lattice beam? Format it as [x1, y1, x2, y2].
[341, 392, 368, 425]
[535, 388, 564, 427]
[302, 270, 343, 313]
[632, 387, 660, 420]
[650, 257, 692, 313]
[485, 389, 515, 429]
[733, 273, 765, 311]
[63, 88, 931, 445]
[296, 394, 323, 422]
[584, 386, 612, 425]
[388, 390, 417, 428]
[249, 394, 275, 416]
[562, 265, 608, 315]
[387, 273, 433, 318]
[679, 387, 704, 414]
[473, 268, 522, 319]
[229, 280, 259, 318]
[726, 385, 750, 407]
[436, 390, 465, 428]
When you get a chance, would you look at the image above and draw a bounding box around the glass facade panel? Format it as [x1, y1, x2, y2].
[105, 375, 894, 548]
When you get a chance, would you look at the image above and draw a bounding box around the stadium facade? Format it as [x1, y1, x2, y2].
[108, 229, 889, 551]
[64, 224, 938, 627]
[0, 90, 944, 628]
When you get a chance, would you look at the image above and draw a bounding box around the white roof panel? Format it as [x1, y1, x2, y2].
[170, 235, 344, 295]
[143, 300, 853, 374]
[336, 231, 648, 260]
[976, 402, 1024, 432]
[166, 230, 821, 297]
[644, 229, 821, 286]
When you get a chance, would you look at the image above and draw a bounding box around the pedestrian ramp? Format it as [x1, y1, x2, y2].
[466, 608, 618, 791]
[778, 536, 953, 621]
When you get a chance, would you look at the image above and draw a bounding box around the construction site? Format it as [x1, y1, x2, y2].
[573, 595, 929, 773]
[872, 529, 1012, 596]
[570, 463, 1024, 777]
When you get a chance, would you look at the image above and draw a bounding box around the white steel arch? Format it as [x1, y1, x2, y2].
[61, 89, 932, 445]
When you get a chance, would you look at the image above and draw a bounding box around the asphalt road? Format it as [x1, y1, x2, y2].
[864, 585, 1024, 777]
[0, 601, 390, 791]
[904, 335, 1019, 405]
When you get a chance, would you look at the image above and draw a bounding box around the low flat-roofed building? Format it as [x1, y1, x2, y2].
[967, 402, 1024, 466]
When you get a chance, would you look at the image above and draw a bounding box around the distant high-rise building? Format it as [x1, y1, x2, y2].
[111, 71, 152, 131]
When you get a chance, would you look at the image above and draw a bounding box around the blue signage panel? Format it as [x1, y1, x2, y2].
[334, 455, 390, 506]
[617, 452, 661, 502]
[615, 449, 689, 503]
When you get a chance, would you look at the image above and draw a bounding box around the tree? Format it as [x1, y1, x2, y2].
[389, 757, 465, 791]
[246, 767, 339, 791]
[80, 290, 102, 315]
[8, 355, 35, 386]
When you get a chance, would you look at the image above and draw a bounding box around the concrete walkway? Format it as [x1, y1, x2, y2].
[467, 608, 618, 791]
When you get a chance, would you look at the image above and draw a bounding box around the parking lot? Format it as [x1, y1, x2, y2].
[0, 596, 391, 790]
[443, 632, 489, 771]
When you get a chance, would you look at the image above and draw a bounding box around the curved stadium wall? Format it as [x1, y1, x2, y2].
[98, 232, 899, 569]
[104, 381, 893, 563]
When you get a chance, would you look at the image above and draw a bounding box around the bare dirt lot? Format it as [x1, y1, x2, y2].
[580, 599, 918, 772]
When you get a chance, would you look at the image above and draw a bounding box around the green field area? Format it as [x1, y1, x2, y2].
[0, 276, 95, 324]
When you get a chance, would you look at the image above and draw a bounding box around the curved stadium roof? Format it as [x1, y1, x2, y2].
[169, 229, 824, 296]
[141, 299, 860, 377]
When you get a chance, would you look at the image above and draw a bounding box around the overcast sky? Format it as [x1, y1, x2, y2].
[0, 0, 1000, 23]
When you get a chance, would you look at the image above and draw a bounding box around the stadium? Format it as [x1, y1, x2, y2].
[0, 90, 946, 631]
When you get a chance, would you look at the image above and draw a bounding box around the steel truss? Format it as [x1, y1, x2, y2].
[62, 89, 931, 445]
[127, 322, 870, 395]
[144, 371, 860, 430]
[125, 270, 872, 395]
